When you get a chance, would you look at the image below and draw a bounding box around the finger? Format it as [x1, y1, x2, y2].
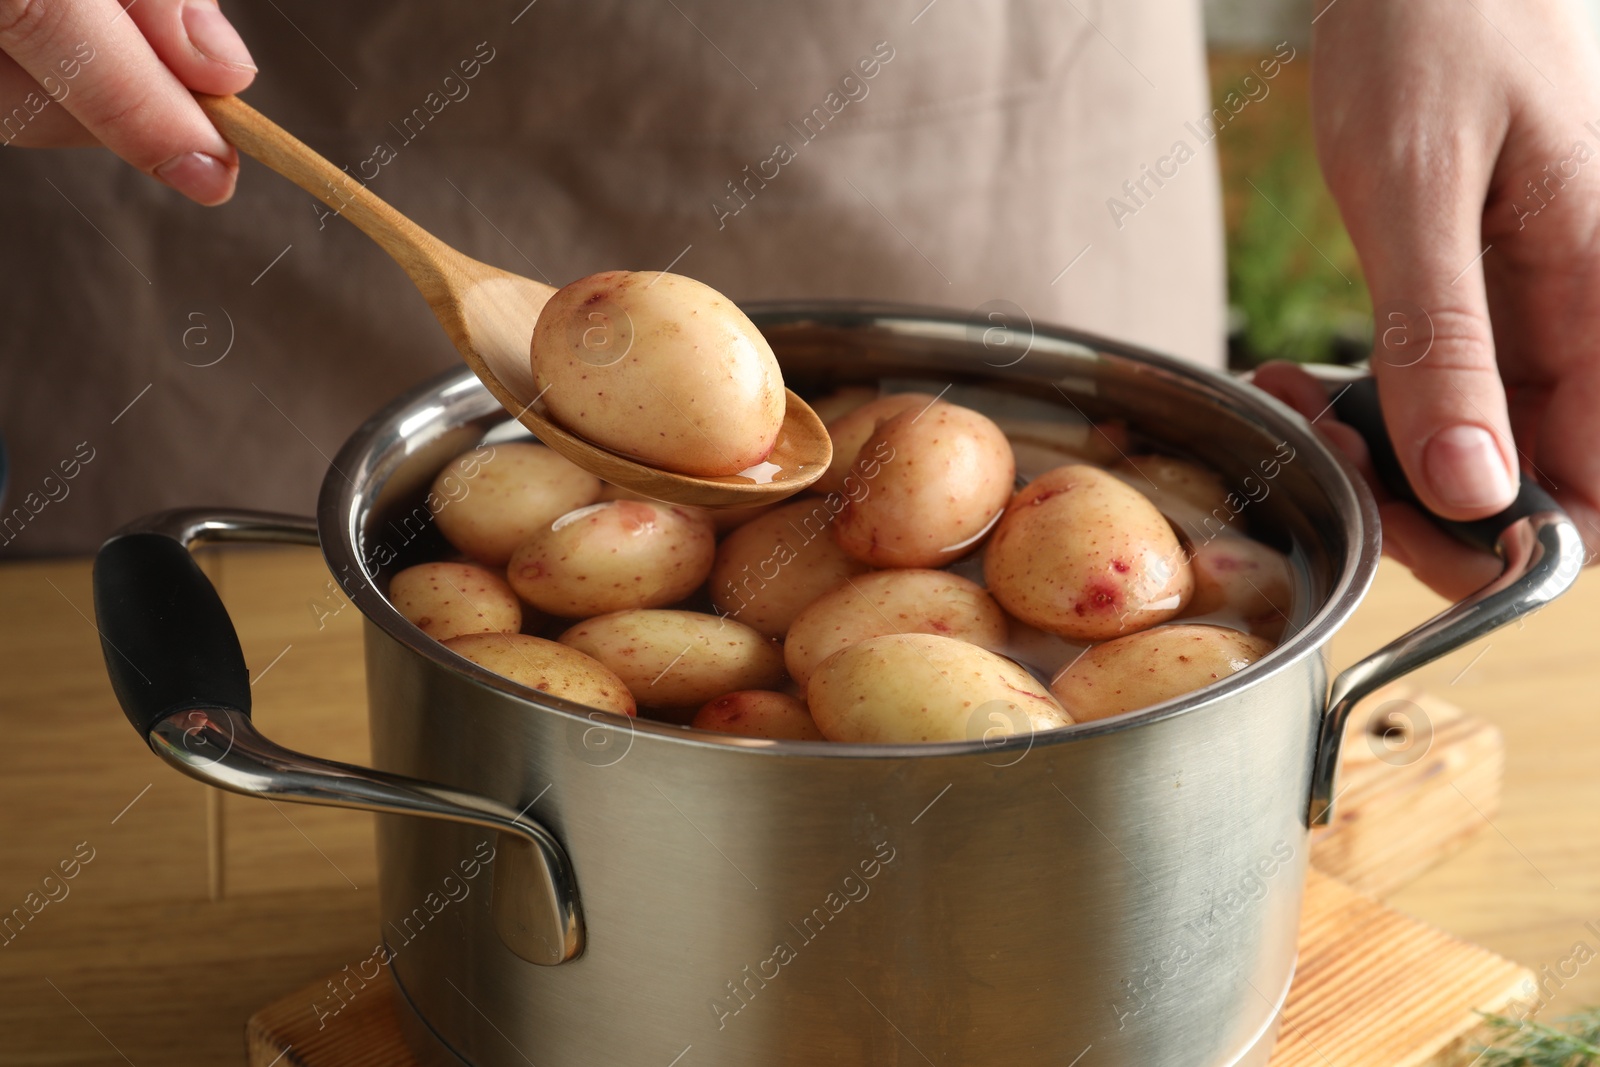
[1253, 362, 1380, 490]
[0, 0, 239, 203]
[0, 48, 93, 145]
[125, 0, 255, 95]
[1251, 361, 1333, 423]
[1376, 501, 1503, 601]
[1344, 146, 1520, 523]
[1253, 363, 1511, 596]
[1514, 369, 1600, 567]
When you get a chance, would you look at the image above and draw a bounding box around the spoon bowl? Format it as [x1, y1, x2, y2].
[195, 94, 831, 507]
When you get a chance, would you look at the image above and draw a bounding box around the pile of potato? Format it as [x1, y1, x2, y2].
[387, 389, 1292, 745]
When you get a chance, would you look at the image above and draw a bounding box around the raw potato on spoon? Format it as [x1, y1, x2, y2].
[531, 271, 786, 478]
[184, 95, 831, 509]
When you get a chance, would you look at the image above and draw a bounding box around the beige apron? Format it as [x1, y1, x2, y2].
[0, 0, 1221, 555]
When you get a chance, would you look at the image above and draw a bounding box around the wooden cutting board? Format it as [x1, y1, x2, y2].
[244, 685, 1531, 1067]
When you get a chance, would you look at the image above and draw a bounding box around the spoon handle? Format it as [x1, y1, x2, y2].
[196, 93, 455, 282]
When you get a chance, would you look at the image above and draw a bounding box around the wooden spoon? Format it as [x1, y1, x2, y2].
[195, 94, 831, 508]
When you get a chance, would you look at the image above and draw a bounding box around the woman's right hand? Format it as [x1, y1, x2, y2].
[0, 0, 255, 204]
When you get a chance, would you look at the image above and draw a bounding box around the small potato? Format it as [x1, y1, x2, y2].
[985, 464, 1193, 641]
[808, 633, 1072, 743]
[784, 569, 1007, 688]
[596, 481, 776, 534]
[709, 499, 872, 639]
[530, 271, 785, 477]
[390, 562, 522, 641]
[507, 500, 714, 617]
[833, 402, 1015, 569]
[994, 416, 1130, 466]
[432, 442, 601, 566]
[815, 392, 933, 496]
[1114, 454, 1232, 515]
[708, 502, 784, 534]
[1049, 624, 1273, 722]
[559, 610, 785, 709]
[442, 632, 636, 716]
[1185, 536, 1293, 639]
[692, 691, 825, 741]
[808, 386, 879, 426]
[1112, 454, 1244, 535]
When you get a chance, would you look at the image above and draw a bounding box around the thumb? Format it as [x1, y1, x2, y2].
[1358, 177, 1520, 521]
[0, 0, 240, 204]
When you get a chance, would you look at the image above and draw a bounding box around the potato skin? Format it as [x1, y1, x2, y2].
[390, 562, 522, 641]
[808, 386, 879, 426]
[833, 402, 1015, 569]
[709, 499, 872, 639]
[1048, 624, 1273, 722]
[432, 442, 601, 566]
[507, 500, 714, 617]
[783, 569, 1008, 688]
[442, 632, 636, 716]
[1112, 455, 1234, 517]
[596, 481, 779, 534]
[692, 691, 825, 741]
[815, 392, 933, 496]
[984, 464, 1193, 641]
[1184, 535, 1293, 639]
[808, 633, 1072, 743]
[559, 610, 785, 709]
[530, 270, 785, 477]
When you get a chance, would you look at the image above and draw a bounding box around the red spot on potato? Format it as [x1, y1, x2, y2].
[1029, 486, 1071, 506]
[1075, 579, 1122, 615]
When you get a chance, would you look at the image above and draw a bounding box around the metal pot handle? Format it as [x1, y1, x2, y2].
[1307, 379, 1586, 825]
[92, 508, 583, 965]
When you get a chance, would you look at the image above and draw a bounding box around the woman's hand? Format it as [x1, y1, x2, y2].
[1259, 0, 1600, 599]
[0, 0, 255, 204]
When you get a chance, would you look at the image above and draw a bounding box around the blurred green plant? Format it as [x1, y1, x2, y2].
[1227, 147, 1370, 364]
[1475, 1007, 1600, 1065]
[1209, 51, 1371, 365]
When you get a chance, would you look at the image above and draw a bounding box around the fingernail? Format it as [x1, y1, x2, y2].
[155, 152, 235, 206]
[1423, 424, 1516, 511]
[183, 3, 257, 71]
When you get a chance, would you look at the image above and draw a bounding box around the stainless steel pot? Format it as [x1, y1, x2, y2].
[93, 304, 1582, 1066]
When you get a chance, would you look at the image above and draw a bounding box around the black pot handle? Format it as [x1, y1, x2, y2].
[92, 508, 584, 966]
[1307, 378, 1585, 826]
[1331, 376, 1563, 553]
[94, 532, 254, 740]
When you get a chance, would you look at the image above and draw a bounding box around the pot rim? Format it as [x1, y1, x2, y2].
[319, 300, 1381, 759]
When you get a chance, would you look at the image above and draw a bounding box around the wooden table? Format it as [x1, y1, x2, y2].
[1, 549, 1596, 1064]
